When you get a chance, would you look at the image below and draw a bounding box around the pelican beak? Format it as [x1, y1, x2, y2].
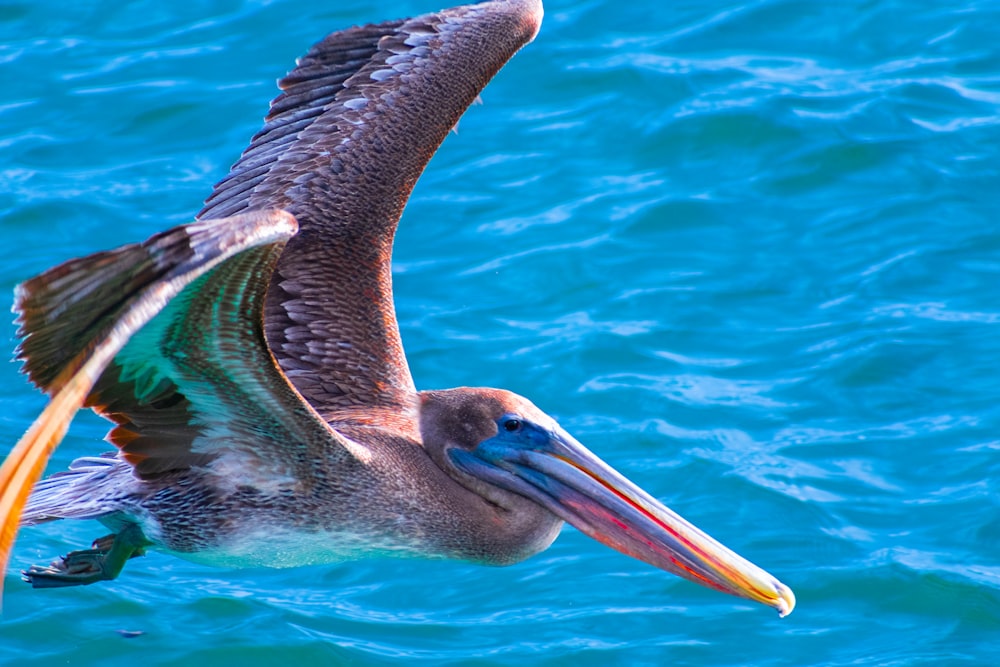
[449, 422, 795, 617]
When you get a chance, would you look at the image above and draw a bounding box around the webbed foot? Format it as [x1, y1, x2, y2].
[23, 524, 149, 588]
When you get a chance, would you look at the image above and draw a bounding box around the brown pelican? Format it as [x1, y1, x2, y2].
[0, 0, 794, 616]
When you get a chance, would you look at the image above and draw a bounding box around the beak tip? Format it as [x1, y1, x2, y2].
[774, 581, 796, 618]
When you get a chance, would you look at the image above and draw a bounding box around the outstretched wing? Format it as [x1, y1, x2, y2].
[199, 0, 544, 416]
[0, 210, 365, 599]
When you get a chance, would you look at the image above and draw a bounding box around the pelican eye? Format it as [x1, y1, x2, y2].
[502, 418, 522, 433]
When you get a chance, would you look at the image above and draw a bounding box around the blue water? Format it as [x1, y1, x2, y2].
[2, 0, 998, 664]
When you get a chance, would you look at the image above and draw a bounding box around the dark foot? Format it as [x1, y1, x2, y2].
[23, 524, 150, 589]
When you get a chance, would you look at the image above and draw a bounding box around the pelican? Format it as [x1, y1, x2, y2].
[0, 0, 794, 616]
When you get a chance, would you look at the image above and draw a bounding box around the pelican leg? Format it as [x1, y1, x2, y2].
[22, 524, 150, 588]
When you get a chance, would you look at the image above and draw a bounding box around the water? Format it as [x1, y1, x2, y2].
[1, 0, 998, 664]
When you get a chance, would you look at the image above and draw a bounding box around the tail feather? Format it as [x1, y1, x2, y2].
[21, 455, 129, 527]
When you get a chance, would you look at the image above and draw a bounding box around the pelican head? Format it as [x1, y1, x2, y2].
[419, 388, 795, 617]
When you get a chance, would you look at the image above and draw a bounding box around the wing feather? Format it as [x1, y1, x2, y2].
[0, 210, 363, 600]
[198, 0, 543, 416]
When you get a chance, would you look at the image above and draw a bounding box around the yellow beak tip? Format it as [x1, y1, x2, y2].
[775, 582, 796, 618]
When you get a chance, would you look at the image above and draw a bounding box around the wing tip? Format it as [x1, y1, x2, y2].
[459, 0, 544, 45]
[484, 0, 544, 40]
[517, 0, 544, 42]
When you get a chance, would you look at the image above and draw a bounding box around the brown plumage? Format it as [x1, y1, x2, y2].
[201, 1, 542, 416]
[0, 0, 794, 616]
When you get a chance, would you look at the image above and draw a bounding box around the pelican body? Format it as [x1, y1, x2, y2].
[0, 0, 794, 616]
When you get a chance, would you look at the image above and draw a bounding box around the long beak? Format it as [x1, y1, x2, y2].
[450, 426, 795, 617]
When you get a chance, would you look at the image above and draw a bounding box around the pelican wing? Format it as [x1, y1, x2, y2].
[1, 211, 366, 596]
[14, 209, 367, 480]
[199, 0, 543, 415]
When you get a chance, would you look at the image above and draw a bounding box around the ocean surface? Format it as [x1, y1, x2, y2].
[1, 0, 998, 664]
